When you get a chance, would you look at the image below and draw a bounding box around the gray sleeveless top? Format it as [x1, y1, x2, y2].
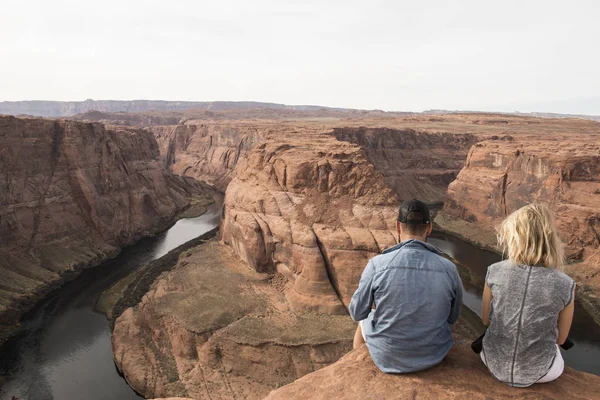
[482, 260, 575, 387]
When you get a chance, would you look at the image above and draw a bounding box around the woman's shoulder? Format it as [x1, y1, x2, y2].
[487, 259, 515, 274]
[543, 267, 575, 286]
[486, 260, 516, 283]
[540, 268, 576, 306]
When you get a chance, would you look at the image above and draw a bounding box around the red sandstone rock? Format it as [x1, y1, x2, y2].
[220, 133, 399, 314]
[150, 123, 260, 191]
[0, 115, 203, 342]
[112, 240, 355, 399]
[150, 116, 600, 316]
[332, 127, 478, 204]
[150, 398, 194, 400]
[265, 339, 600, 400]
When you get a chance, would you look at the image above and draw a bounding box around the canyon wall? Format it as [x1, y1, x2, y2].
[332, 127, 478, 204]
[147, 121, 485, 315]
[444, 137, 600, 308]
[150, 123, 260, 191]
[0, 115, 203, 342]
[220, 129, 401, 314]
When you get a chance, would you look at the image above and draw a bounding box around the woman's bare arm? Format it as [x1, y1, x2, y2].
[482, 284, 492, 326]
[557, 291, 575, 345]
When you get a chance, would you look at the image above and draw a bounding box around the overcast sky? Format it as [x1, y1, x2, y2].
[2, 0, 599, 113]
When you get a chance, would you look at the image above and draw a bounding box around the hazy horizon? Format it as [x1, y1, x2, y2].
[3, 0, 599, 115]
[2, 98, 600, 117]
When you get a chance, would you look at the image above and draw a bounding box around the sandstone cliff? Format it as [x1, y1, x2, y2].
[220, 128, 401, 314]
[150, 123, 261, 191]
[0, 115, 204, 343]
[332, 127, 478, 204]
[265, 338, 600, 400]
[443, 137, 600, 317]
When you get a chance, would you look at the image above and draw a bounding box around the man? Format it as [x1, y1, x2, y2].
[349, 199, 463, 373]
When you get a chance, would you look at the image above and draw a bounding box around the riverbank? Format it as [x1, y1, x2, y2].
[435, 210, 600, 328]
[0, 194, 223, 400]
[111, 239, 359, 399]
[98, 227, 219, 325]
[0, 193, 214, 348]
[96, 193, 217, 322]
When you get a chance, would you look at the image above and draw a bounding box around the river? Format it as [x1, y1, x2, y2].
[0, 206, 598, 400]
[0, 193, 224, 400]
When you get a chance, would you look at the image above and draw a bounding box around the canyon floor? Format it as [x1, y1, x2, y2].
[112, 239, 357, 399]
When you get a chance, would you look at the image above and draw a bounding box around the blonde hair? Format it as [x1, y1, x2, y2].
[497, 203, 565, 269]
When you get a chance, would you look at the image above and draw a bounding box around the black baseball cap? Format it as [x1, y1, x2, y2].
[397, 199, 431, 224]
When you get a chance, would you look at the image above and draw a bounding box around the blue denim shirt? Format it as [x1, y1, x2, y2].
[349, 239, 463, 373]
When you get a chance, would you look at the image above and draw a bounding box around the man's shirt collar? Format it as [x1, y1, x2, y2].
[382, 238, 443, 256]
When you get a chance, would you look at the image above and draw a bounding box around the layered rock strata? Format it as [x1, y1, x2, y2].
[443, 137, 600, 315]
[265, 338, 600, 400]
[112, 240, 355, 399]
[332, 127, 478, 204]
[0, 115, 204, 342]
[220, 132, 401, 314]
[150, 123, 261, 191]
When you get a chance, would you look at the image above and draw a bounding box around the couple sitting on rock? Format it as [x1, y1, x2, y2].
[349, 200, 575, 388]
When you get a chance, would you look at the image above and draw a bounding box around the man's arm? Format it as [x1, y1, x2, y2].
[348, 260, 376, 321]
[447, 265, 463, 324]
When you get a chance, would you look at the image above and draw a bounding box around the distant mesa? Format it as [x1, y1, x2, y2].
[0, 99, 363, 118]
[1, 100, 599, 121]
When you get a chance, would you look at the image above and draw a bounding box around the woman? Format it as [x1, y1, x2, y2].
[481, 203, 575, 387]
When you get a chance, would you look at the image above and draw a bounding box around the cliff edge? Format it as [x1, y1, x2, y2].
[265, 339, 600, 400]
[0, 115, 206, 343]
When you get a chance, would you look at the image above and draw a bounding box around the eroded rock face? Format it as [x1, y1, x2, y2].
[220, 131, 401, 314]
[0, 115, 202, 341]
[444, 138, 600, 302]
[332, 127, 478, 204]
[150, 123, 260, 191]
[265, 338, 600, 400]
[112, 240, 355, 399]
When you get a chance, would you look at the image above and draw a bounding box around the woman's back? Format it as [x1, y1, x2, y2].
[483, 260, 575, 387]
